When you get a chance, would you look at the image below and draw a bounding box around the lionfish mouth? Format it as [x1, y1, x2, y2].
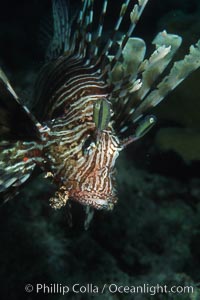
[70, 190, 116, 210]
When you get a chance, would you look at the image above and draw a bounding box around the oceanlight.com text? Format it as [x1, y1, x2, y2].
[25, 282, 194, 296]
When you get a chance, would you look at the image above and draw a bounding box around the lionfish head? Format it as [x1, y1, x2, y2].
[49, 124, 122, 211]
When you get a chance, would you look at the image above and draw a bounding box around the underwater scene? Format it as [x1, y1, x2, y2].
[0, 0, 200, 299]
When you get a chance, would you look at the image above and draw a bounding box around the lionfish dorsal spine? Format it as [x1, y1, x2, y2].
[109, 0, 149, 72]
[46, 0, 70, 60]
[92, 0, 108, 57]
[0, 69, 45, 201]
[96, 0, 131, 60]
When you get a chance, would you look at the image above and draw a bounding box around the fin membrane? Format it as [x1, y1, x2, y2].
[0, 141, 36, 200]
[0, 69, 42, 200]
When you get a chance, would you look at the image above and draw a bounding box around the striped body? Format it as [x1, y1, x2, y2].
[36, 55, 122, 209]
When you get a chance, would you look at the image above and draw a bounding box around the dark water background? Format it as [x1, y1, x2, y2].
[0, 0, 200, 299]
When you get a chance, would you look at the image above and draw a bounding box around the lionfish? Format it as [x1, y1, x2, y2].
[0, 0, 200, 211]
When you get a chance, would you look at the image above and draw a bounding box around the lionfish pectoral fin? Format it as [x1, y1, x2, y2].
[0, 171, 34, 204]
[0, 68, 43, 201]
[0, 68, 41, 141]
[0, 141, 37, 202]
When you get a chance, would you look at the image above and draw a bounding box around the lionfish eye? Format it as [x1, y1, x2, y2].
[82, 135, 96, 155]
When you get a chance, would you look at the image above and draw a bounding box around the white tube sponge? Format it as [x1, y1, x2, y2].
[132, 39, 200, 121]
